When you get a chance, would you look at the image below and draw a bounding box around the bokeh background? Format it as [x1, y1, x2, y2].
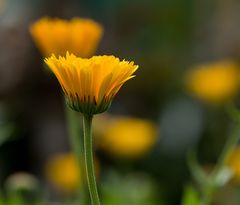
[1, 0, 240, 204]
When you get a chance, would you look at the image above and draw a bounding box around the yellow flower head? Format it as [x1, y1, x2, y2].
[44, 53, 138, 114]
[227, 146, 240, 184]
[30, 17, 103, 57]
[45, 153, 99, 193]
[96, 116, 157, 159]
[185, 61, 240, 104]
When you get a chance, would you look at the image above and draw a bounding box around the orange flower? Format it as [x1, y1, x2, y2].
[30, 17, 103, 57]
[44, 53, 138, 114]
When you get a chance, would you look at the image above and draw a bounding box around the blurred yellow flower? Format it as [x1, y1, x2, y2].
[227, 147, 240, 184]
[45, 153, 80, 193]
[97, 116, 157, 159]
[45, 153, 100, 193]
[30, 17, 103, 57]
[185, 61, 240, 104]
[44, 53, 138, 114]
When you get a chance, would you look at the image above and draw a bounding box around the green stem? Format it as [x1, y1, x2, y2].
[201, 109, 240, 205]
[65, 104, 87, 204]
[213, 118, 240, 177]
[201, 183, 214, 205]
[83, 114, 101, 205]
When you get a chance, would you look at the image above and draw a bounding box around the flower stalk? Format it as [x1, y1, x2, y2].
[201, 183, 215, 205]
[200, 106, 240, 205]
[65, 104, 87, 204]
[213, 116, 240, 177]
[83, 114, 101, 205]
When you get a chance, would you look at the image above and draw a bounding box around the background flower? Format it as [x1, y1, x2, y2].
[45, 153, 80, 193]
[30, 17, 103, 57]
[45, 153, 99, 193]
[185, 61, 240, 104]
[95, 115, 158, 159]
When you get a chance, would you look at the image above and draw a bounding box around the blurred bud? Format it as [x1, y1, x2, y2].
[214, 167, 233, 187]
[95, 115, 158, 159]
[185, 60, 240, 104]
[5, 172, 41, 204]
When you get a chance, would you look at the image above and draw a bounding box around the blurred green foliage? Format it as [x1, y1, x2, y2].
[101, 171, 162, 205]
[181, 186, 200, 205]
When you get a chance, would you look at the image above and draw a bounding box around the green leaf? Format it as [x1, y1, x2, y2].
[0, 193, 7, 205]
[181, 185, 200, 205]
[7, 194, 24, 205]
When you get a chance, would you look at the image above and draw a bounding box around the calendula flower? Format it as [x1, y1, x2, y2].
[96, 116, 157, 159]
[44, 53, 138, 115]
[185, 61, 240, 104]
[45, 52, 138, 204]
[30, 17, 103, 57]
[227, 146, 240, 184]
[45, 153, 99, 193]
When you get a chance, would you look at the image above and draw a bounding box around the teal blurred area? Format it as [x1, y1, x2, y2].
[0, 0, 240, 204]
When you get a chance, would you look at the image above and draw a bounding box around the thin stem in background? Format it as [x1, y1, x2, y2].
[65, 103, 88, 204]
[212, 120, 240, 177]
[201, 107, 240, 205]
